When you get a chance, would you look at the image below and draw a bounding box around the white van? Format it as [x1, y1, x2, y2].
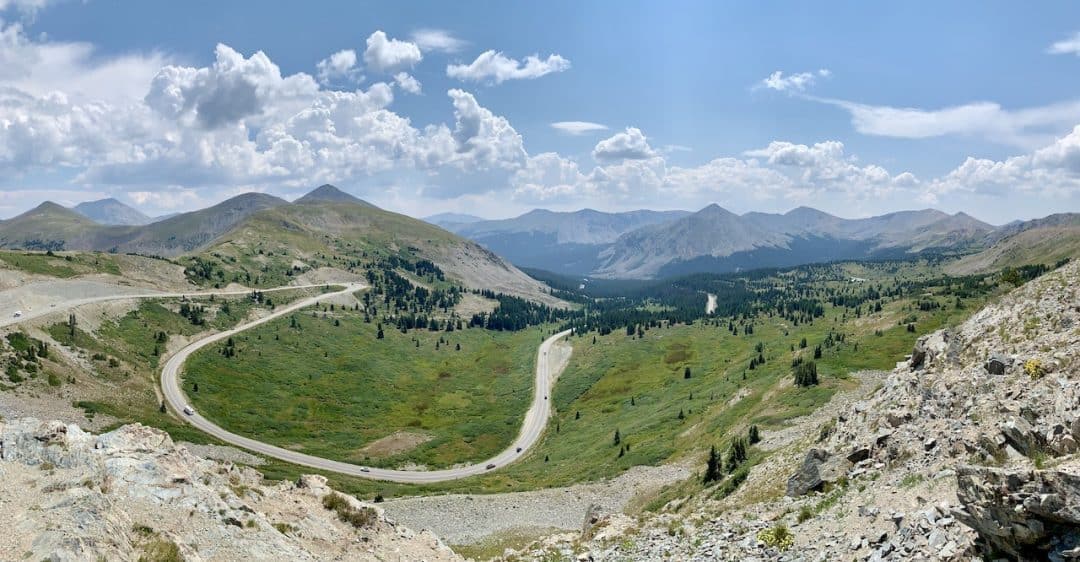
[12, 311, 22, 318]
[183, 405, 195, 416]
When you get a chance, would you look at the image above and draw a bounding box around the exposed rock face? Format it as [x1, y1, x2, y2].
[953, 466, 1080, 559]
[0, 418, 461, 561]
[909, 329, 956, 371]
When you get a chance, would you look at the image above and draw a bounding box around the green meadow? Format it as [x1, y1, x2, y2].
[184, 305, 546, 469]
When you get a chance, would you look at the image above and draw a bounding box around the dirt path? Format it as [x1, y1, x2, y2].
[383, 464, 691, 545]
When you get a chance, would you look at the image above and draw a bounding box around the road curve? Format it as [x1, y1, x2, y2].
[4, 279, 574, 482]
[157, 288, 572, 483]
[0, 283, 339, 330]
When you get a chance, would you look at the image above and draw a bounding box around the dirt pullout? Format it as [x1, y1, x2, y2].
[705, 293, 717, 314]
[547, 339, 572, 384]
[355, 431, 433, 459]
[381, 463, 690, 545]
[292, 266, 365, 286]
[0, 279, 165, 327]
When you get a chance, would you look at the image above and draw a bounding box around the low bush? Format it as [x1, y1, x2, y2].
[757, 524, 793, 550]
[322, 492, 377, 529]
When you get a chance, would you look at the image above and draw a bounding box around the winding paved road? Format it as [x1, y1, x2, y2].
[5, 280, 573, 483]
[0, 283, 337, 329]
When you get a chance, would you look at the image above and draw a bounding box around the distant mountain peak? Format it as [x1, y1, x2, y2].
[73, 198, 152, 226]
[34, 201, 70, 213]
[295, 184, 371, 206]
[697, 203, 737, 217]
[785, 206, 834, 218]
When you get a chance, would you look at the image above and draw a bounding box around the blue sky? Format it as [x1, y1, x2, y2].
[1, 0, 1079, 223]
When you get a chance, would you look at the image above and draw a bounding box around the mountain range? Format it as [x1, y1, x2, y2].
[444, 204, 1002, 278]
[2, 189, 1074, 281]
[0, 185, 557, 304]
[443, 208, 691, 275]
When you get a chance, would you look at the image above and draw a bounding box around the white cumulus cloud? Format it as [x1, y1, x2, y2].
[592, 127, 657, 161]
[393, 72, 421, 94]
[447, 50, 570, 84]
[315, 49, 360, 85]
[363, 30, 422, 72]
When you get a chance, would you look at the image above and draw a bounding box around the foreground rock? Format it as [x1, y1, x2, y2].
[954, 466, 1080, 559]
[0, 418, 461, 561]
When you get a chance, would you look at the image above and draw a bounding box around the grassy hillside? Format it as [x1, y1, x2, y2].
[184, 306, 546, 469]
[182, 200, 562, 305]
[948, 225, 1080, 275]
[0, 251, 122, 278]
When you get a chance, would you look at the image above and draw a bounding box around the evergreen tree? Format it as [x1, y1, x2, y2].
[704, 445, 722, 483]
[793, 361, 819, 387]
[613, 429, 621, 446]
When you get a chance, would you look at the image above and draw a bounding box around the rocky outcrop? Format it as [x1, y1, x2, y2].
[0, 418, 461, 561]
[786, 448, 850, 496]
[953, 466, 1080, 559]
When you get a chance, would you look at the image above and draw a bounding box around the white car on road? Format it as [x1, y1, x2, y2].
[12, 311, 22, 318]
[183, 405, 196, 416]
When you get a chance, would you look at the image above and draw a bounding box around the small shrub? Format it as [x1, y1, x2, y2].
[796, 506, 813, 524]
[322, 492, 376, 529]
[138, 538, 182, 562]
[1024, 359, 1045, 380]
[272, 522, 296, 535]
[899, 473, 925, 488]
[757, 524, 794, 550]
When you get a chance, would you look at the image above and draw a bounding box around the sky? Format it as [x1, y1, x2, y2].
[1, 1, 1080, 224]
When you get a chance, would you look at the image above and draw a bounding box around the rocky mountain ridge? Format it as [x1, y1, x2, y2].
[595, 205, 995, 278]
[0, 417, 461, 561]
[444, 203, 1001, 279]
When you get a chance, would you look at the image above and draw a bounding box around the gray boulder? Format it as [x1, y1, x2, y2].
[998, 417, 1043, 457]
[953, 466, 1080, 559]
[910, 330, 955, 371]
[985, 354, 1010, 375]
[787, 448, 851, 496]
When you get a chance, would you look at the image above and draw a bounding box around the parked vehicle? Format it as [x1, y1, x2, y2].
[12, 311, 22, 318]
